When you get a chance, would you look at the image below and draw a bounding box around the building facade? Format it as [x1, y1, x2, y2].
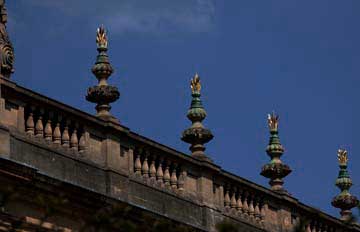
[0, 1, 359, 231]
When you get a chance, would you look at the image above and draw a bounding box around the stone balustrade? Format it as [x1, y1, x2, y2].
[0, 78, 358, 232]
[303, 220, 335, 232]
[290, 216, 339, 232]
[24, 105, 88, 154]
[213, 169, 359, 232]
[222, 185, 266, 227]
[132, 146, 187, 194]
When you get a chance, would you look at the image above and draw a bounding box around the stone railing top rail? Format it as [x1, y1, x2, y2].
[0, 78, 358, 231]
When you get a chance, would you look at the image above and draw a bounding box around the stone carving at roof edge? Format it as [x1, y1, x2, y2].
[86, 26, 120, 123]
[332, 149, 359, 221]
[0, 0, 14, 79]
[182, 73, 213, 162]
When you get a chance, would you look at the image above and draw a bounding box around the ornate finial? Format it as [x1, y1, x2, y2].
[267, 112, 279, 131]
[337, 149, 348, 165]
[96, 25, 108, 49]
[0, 0, 14, 79]
[190, 73, 201, 94]
[332, 149, 359, 221]
[181, 73, 213, 162]
[86, 26, 120, 123]
[0, 0, 7, 24]
[261, 112, 291, 193]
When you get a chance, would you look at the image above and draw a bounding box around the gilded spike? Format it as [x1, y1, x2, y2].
[96, 26, 108, 49]
[337, 149, 348, 165]
[190, 73, 201, 94]
[267, 112, 279, 131]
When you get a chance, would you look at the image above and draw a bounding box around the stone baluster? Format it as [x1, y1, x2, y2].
[25, 107, 35, 136]
[141, 152, 149, 179]
[236, 188, 243, 216]
[311, 221, 317, 232]
[230, 188, 237, 209]
[44, 113, 53, 142]
[236, 189, 243, 215]
[53, 116, 62, 144]
[134, 153, 142, 176]
[248, 193, 255, 220]
[156, 158, 164, 184]
[62, 120, 70, 147]
[35, 110, 44, 138]
[149, 155, 157, 181]
[260, 200, 267, 224]
[78, 131, 86, 153]
[254, 197, 261, 222]
[306, 223, 312, 232]
[178, 168, 186, 192]
[242, 191, 249, 217]
[170, 163, 178, 190]
[260, 199, 268, 226]
[224, 187, 231, 208]
[70, 124, 79, 150]
[163, 160, 171, 187]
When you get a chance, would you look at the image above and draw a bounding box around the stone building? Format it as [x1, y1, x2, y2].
[0, 1, 359, 231]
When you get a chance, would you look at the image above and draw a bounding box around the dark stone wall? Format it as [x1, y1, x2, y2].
[10, 135, 108, 194]
[7, 133, 265, 232]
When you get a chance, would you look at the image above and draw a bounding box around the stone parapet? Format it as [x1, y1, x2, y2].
[0, 77, 359, 232]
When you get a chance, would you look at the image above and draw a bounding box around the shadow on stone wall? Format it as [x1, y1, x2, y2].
[0, 185, 200, 232]
[1, 184, 359, 232]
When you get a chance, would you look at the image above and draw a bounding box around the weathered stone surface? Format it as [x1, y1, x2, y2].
[0, 78, 359, 231]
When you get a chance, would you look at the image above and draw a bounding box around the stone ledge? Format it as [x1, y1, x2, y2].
[0, 156, 209, 231]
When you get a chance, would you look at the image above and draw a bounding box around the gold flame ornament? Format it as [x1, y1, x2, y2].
[267, 112, 279, 131]
[337, 149, 348, 165]
[190, 73, 201, 94]
[96, 26, 108, 48]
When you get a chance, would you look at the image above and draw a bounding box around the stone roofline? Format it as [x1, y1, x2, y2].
[1, 76, 359, 231]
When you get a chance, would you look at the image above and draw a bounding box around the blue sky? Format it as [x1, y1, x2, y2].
[7, 0, 360, 218]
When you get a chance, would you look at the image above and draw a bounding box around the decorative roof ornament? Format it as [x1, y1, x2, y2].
[190, 73, 201, 94]
[96, 26, 108, 49]
[332, 149, 359, 221]
[267, 112, 279, 132]
[337, 149, 348, 165]
[181, 73, 213, 162]
[86, 26, 120, 123]
[0, 0, 14, 79]
[261, 112, 292, 193]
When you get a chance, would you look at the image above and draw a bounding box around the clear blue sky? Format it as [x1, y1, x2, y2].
[7, 0, 360, 218]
